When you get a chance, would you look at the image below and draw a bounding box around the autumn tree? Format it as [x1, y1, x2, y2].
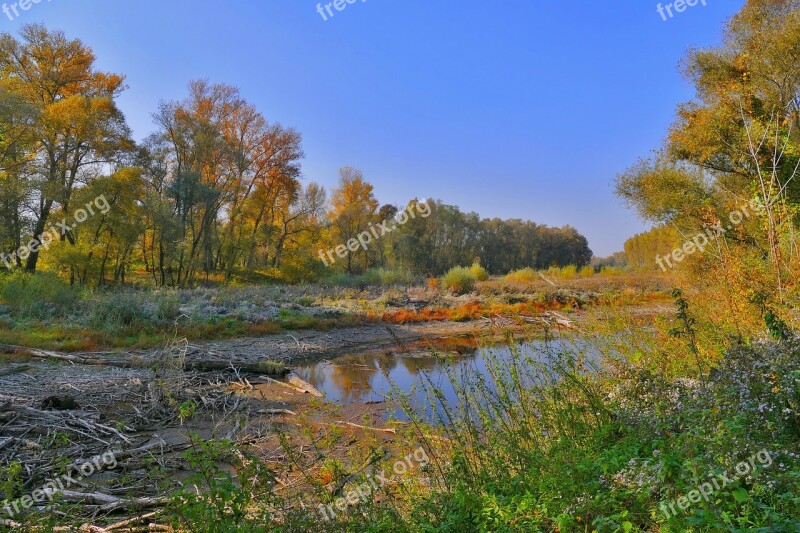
[0, 24, 133, 272]
[616, 0, 800, 333]
[0, 87, 36, 263]
[149, 80, 304, 285]
[328, 167, 379, 274]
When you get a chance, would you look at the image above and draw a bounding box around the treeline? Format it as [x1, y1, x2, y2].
[0, 25, 591, 287]
[390, 204, 592, 275]
[623, 226, 680, 270]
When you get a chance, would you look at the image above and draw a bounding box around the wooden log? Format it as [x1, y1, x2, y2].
[338, 421, 397, 434]
[257, 408, 298, 416]
[287, 375, 323, 397]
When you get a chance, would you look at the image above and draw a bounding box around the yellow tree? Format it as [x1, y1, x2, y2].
[0, 24, 132, 272]
[328, 167, 379, 274]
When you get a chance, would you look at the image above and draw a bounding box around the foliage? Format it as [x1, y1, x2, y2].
[0, 271, 77, 319]
[469, 262, 489, 282]
[623, 226, 681, 271]
[155, 292, 183, 323]
[503, 267, 537, 283]
[324, 268, 415, 288]
[169, 436, 275, 532]
[615, 0, 800, 327]
[441, 267, 477, 295]
[386, 337, 800, 532]
[87, 291, 150, 330]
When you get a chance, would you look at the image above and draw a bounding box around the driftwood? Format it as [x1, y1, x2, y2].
[287, 376, 323, 397]
[0, 343, 290, 376]
[43, 488, 170, 513]
[0, 403, 134, 445]
[338, 421, 397, 435]
[263, 376, 323, 397]
[257, 408, 298, 416]
[518, 311, 581, 331]
[100, 511, 160, 531]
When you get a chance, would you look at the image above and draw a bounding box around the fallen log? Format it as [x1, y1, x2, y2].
[338, 421, 397, 435]
[263, 376, 323, 397]
[103, 512, 160, 531]
[257, 408, 298, 416]
[43, 488, 169, 513]
[287, 376, 323, 397]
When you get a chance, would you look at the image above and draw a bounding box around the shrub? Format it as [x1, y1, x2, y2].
[469, 263, 489, 281]
[322, 272, 359, 288]
[88, 291, 149, 329]
[155, 293, 182, 322]
[546, 265, 578, 279]
[357, 269, 387, 287]
[0, 271, 77, 319]
[504, 268, 537, 283]
[442, 267, 476, 295]
[323, 268, 414, 288]
[579, 265, 595, 277]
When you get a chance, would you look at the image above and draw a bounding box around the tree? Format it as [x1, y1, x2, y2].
[151, 80, 304, 285]
[0, 24, 133, 272]
[615, 0, 800, 333]
[328, 167, 379, 274]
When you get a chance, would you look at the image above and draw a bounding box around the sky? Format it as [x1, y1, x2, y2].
[1, 0, 746, 256]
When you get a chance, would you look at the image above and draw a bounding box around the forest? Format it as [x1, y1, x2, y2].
[0, 27, 591, 287]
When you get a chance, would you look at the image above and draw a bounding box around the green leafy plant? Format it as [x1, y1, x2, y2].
[441, 266, 477, 295]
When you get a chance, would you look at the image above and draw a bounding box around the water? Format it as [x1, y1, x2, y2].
[292, 336, 598, 418]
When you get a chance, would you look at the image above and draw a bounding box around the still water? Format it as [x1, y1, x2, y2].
[292, 336, 597, 415]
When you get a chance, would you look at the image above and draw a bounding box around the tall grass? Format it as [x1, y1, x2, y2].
[323, 268, 416, 288]
[374, 332, 800, 531]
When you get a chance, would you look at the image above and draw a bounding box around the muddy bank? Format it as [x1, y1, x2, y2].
[0, 343, 426, 529]
[181, 316, 540, 366]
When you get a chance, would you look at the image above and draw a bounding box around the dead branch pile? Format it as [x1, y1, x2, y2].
[0, 337, 280, 528]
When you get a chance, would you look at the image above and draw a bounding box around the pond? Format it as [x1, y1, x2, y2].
[292, 335, 600, 419]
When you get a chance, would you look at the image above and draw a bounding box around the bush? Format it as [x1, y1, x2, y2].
[323, 268, 414, 288]
[442, 266, 476, 295]
[0, 271, 77, 319]
[469, 263, 489, 281]
[155, 292, 182, 323]
[504, 268, 537, 283]
[88, 291, 149, 329]
[545, 265, 578, 279]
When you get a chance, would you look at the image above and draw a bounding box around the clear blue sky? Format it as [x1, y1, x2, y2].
[3, 0, 745, 255]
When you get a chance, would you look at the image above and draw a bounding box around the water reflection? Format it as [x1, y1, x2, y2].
[292, 337, 594, 415]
